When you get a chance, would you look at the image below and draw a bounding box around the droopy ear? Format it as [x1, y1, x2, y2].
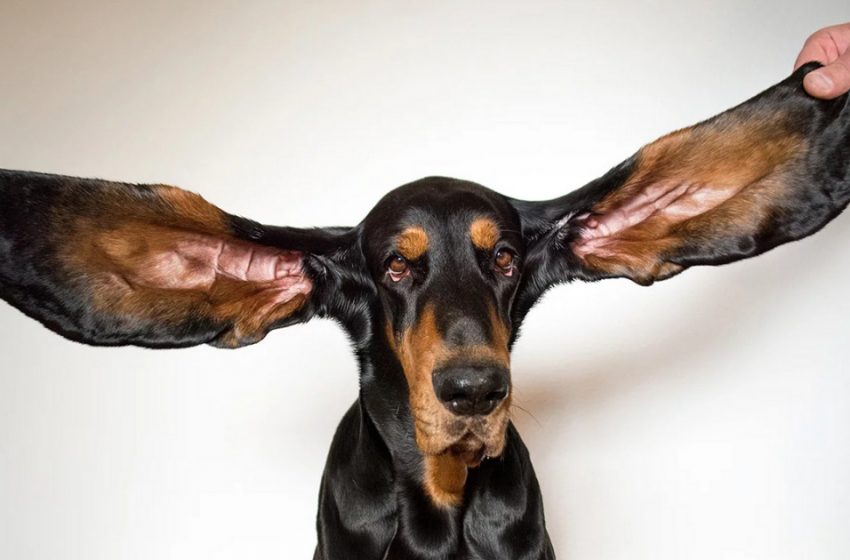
[512, 62, 850, 314]
[0, 170, 362, 348]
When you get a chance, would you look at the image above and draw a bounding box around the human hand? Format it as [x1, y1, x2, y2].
[794, 23, 850, 99]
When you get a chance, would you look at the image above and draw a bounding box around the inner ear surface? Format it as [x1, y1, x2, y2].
[66, 220, 314, 347]
[91, 223, 308, 290]
[47, 181, 319, 348]
[569, 109, 805, 284]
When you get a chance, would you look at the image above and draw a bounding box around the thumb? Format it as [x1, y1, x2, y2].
[803, 51, 850, 99]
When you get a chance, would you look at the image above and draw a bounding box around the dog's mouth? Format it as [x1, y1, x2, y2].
[411, 391, 511, 507]
[445, 433, 489, 467]
[418, 419, 510, 508]
[419, 411, 510, 468]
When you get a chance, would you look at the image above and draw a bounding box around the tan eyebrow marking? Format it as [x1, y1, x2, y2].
[469, 218, 500, 251]
[396, 226, 429, 260]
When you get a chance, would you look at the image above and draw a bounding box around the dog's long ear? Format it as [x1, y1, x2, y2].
[512, 62, 850, 317]
[0, 171, 364, 348]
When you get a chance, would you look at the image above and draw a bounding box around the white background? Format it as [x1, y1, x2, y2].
[1, 1, 849, 559]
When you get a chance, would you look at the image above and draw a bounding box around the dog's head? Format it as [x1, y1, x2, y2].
[363, 179, 518, 477]
[2, 65, 845, 507]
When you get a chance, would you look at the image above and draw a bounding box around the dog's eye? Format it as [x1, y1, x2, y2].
[386, 255, 409, 282]
[494, 249, 515, 276]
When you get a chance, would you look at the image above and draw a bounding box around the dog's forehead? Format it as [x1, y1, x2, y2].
[363, 176, 515, 235]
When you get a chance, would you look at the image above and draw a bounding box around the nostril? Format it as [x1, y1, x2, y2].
[446, 398, 474, 416]
[485, 388, 508, 402]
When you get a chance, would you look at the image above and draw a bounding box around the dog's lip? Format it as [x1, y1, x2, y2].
[415, 411, 508, 464]
[443, 433, 487, 467]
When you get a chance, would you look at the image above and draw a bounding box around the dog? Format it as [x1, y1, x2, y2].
[1, 62, 847, 559]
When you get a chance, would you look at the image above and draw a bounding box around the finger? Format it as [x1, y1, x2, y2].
[795, 34, 831, 70]
[803, 50, 850, 99]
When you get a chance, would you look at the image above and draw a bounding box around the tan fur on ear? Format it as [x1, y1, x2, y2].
[58, 184, 312, 347]
[156, 185, 231, 232]
[572, 109, 805, 284]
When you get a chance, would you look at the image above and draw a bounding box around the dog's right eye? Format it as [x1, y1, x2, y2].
[386, 255, 410, 282]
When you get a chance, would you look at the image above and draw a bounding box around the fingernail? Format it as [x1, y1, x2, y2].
[809, 72, 833, 93]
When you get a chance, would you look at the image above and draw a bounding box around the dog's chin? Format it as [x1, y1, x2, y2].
[431, 429, 507, 468]
[446, 435, 487, 467]
[413, 402, 511, 465]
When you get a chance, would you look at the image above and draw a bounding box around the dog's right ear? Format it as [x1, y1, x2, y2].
[508, 63, 849, 322]
[0, 170, 365, 348]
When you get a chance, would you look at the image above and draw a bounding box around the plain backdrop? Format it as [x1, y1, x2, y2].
[1, 1, 849, 559]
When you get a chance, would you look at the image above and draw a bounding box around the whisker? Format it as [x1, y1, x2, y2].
[510, 403, 542, 428]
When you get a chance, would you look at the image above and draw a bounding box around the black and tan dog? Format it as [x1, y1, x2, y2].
[1, 63, 848, 558]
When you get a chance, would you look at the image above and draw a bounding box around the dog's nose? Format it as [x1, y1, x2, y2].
[432, 365, 509, 416]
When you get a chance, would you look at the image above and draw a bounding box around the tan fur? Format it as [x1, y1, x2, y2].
[423, 453, 469, 508]
[469, 218, 500, 251]
[396, 226, 429, 260]
[59, 185, 310, 347]
[573, 109, 805, 283]
[386, 304, 512, 507]
[156, 185, 231, 233]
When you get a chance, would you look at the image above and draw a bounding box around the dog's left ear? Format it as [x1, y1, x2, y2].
[512, 62, 850, 314]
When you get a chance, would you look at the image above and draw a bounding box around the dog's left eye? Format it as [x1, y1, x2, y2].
[386, 255, 410, 282]
[494, 249, 515, 276]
